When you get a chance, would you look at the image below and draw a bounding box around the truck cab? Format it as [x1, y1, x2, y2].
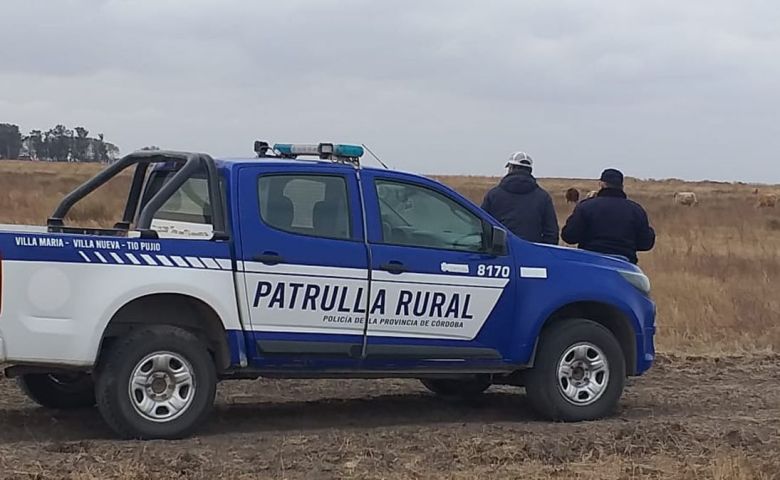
[0, 144, 656, 439]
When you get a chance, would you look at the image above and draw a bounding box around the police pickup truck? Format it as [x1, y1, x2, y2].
[0, 143, 656, 439]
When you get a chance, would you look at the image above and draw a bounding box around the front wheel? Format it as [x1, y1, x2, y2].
[17, 373, 96, 409]
[525, 319, 625, 421]
[95, 326, 217, 439]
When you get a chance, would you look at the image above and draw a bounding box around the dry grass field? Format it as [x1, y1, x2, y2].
[0, 161, 130, 228]
[1, 160, 779, 480]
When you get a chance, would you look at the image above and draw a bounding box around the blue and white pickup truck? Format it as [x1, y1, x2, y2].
[0, 143, 656, 439]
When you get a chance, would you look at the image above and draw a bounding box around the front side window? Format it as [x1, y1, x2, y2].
[376, 180, 485, 252]
[258, 175, 351, 240]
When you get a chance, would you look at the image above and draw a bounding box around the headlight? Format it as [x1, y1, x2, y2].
[619, 270, 651, 295]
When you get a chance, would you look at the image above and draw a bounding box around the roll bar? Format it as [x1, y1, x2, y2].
[48, 150, 227, 240]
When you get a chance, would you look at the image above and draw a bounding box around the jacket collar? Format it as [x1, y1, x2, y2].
[500, 170, 538, 195]
[597, 187, 627, 199]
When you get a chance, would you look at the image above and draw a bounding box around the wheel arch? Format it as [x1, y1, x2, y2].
[532, 301, 638, 375]
[97, 293, 231, 373]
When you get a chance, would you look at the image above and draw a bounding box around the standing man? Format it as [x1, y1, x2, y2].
[561, 168, 655, 264]
[481, 151, 559, 245]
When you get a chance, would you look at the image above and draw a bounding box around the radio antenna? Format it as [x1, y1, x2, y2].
[361, 144, 389, 169]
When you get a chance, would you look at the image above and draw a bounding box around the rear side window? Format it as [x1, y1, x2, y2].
[141, 170, 220, 240]
[258, 175, 351, 240]
[144, 172, 212, 224]
[156, 177, 211, 224]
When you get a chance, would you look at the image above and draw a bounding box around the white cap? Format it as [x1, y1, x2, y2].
[506, 151, 533, 168]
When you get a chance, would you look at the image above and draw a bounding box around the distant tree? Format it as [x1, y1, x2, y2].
[0, 123, 23, 159]
[72, 126, 90, 161]
[92, 133, 109, 163]
[105, 142, 120, 162]
[9, 123, 120, 162]
[141, 145, 161, 151]
[45, 124, 73, 162]
[26, 130, 45, 159]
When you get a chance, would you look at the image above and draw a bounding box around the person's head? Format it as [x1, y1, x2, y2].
[506, 151, 533, 174]
[599, 168, 624, 190]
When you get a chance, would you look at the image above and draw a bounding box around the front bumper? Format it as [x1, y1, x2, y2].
[634, 298, 656, 375]
[636, 326, 656, 373]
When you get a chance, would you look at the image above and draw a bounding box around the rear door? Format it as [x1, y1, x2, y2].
[235, 164, 369, 367]
[360, 171, 517, 366]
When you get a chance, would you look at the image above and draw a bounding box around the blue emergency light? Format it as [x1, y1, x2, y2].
[273, 143, 364, 160]
[332, 144, 364, 158]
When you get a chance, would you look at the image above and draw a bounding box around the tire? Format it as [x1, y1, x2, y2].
[95, 325, 217, 440]
[420, 377, 491, 400]
[525, 319, 625, 421]
[17, 373, 96, 409]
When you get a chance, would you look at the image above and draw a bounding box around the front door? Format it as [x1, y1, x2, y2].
[360, 173, 517, 366]
[236, 165, 369, 367]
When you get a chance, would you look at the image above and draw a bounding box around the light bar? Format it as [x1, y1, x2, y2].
[274, 143, 318, 156]
[273, 143, 364, 159]
[333, 144, 364, 158]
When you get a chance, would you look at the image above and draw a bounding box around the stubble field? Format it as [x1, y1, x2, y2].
[0, 160, 779, 479]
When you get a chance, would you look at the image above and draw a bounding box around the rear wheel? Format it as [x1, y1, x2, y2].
[420, 377, 491, 400]
[17, 373, 96, 409]
[95, 326, 217, 439]
[525, 319, 625, 421]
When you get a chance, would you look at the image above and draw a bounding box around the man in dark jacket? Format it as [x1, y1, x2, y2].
[561, 168, 655, 264]
[481, 152, 559, 244]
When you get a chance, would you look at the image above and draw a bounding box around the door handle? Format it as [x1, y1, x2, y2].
[380, 261, 406, 274]
[254, 252, 284, 265]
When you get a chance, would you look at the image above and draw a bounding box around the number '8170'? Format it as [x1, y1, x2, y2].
[477, 264, 510, 278]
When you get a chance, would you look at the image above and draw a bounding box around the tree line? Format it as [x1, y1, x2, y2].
[0, 123, 120, 163]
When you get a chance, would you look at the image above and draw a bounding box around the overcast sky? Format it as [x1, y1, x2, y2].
[2, 0, 779, 182]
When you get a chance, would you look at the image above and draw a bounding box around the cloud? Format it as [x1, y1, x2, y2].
[1, 0, 779, 181]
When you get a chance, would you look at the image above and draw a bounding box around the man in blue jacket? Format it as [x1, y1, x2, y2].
[481, 152, 559, 245]
[561, 168, 655, 264]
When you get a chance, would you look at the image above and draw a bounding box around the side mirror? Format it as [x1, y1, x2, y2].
[489, 226, 508, 256]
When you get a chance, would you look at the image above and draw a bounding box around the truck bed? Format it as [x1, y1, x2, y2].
[0, 224, 48, 234]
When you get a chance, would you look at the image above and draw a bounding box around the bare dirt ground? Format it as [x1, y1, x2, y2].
[0, 356, 778, 480]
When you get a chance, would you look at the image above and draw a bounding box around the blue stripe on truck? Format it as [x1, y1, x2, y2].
[0, 231, 232, 266]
